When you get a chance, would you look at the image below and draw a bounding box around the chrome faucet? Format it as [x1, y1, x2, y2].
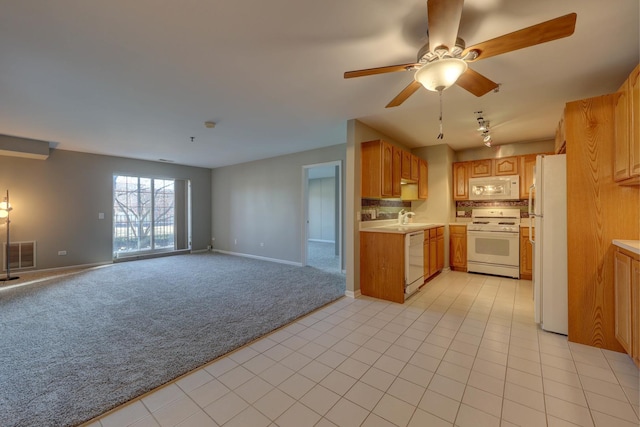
[397, 209, 406, 224]
[397, 209, 416, 225]
[403, 211, 416, 224]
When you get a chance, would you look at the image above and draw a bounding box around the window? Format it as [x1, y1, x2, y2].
[113, 175, 175, 256]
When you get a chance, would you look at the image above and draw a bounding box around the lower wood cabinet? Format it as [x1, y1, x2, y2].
[449, 225, 467, 271]
[360, 232, 405, 303]
[424, 227, 444, 280]
[361, 227, 446, 304]
[520, 226, 534, 280]
[614, 246, 640, 367]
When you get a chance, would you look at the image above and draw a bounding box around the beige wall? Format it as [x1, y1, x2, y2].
[456, 139, 555, 162]
[346, 119, 410, 296]
[0, 149, 211, 270]
[211, 143, 346, 265]
[411, 144, 457, 267]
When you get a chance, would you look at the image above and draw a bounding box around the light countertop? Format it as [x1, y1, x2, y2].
[360, 221, 444, 234]
[613, 240, 640, 255]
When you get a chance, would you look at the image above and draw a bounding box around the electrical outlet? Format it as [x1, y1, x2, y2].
[58, 250, 67, 256]
[260, 242, 264, 247]
[457, 210, 465, 217]
[234, 239, 237, 245]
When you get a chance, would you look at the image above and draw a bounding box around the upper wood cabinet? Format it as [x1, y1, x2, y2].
[470, 159, 492, 177]
[362, 140, 427, 200]
[520, 154, 537, 199]
[494, 157, 519, 176]
[418, 159, 428, 199]
[452, 162, 470, 200]
[401, 150, 412, 180]
[454, 154, 543, 200]
[361, 140, 401, 198]
[392, 145, 402, 196]
[614, 64, 640, 185]
[401, 151, 420, 182]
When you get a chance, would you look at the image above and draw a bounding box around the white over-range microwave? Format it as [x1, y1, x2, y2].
[469, 175, 520, 200]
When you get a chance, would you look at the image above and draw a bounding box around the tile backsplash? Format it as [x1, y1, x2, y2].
[455, 199, 531, 218]
[361, 198, 411, 221]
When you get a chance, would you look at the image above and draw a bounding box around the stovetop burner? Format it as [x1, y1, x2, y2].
[468, 208, 521, 233]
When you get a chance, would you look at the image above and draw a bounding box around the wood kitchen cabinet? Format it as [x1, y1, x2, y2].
[519, 154, 537, 200]
[361, 140, 401, 198]
[424, 226, 445, 279]
[400, 149, 420, 182]
[566, 93, 639, 352]
[360, 232, 405, 303]
[418, 159, 428, 199]
[614, 64, 640, 185]
[520, 226, 534, 280]
[363, 140, 428, 200]
[452, 162, 470, 200]
[614, 246, 640, 367]
[436, 227, 444, 272]
[449, 225, 467, 271]
[401, 151, 412, 180]
[494, 157, 519, 175]
[470, 159, 492, 177]
[429, 228, 437, 277]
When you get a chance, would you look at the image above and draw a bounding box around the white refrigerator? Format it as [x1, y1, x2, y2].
[529, 154, 568, 335]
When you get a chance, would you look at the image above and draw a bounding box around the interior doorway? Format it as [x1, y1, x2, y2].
[302, 161, 342, 273]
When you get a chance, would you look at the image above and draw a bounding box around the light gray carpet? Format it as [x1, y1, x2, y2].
[307, 241, 341, 274]
[0, 253, 346, 427]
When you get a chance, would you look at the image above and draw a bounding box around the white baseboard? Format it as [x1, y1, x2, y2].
[212, 250, 302, 267]
[190, 248, 210, 254]
[17, 261, 113, 276]
[344, 289, 361, 299]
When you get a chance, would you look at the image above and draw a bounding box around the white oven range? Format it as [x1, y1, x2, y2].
[467, 208, 520, 279]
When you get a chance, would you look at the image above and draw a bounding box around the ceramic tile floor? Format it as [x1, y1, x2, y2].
[87, 271, 640, 427]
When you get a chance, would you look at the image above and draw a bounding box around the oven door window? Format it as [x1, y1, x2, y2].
[474, 236, 510, 256]
[467, 231, 519, 265]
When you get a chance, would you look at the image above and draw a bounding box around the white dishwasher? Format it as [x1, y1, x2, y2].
[405, 231, 425, 297]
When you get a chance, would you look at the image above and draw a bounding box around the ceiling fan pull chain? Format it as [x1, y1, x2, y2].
[437, 90, 444, 139]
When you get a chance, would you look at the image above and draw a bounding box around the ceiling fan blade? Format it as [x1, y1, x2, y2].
[455, 68, 499, 97]
[427, 0, 464, 53]
[386, 81, 422, 108]
[463, 13, 577, 62]
[344, 63, 419, 79]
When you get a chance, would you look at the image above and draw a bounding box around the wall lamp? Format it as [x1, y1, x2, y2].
[0, 190, 19, 281]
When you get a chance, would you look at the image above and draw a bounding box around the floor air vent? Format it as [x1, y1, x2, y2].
[3, 241, 36, 271]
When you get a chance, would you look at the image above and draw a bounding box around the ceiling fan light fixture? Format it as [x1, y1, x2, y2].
[414, 58, 468, 92]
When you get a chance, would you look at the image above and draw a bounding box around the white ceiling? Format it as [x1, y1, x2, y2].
[0, 0, 638, 169]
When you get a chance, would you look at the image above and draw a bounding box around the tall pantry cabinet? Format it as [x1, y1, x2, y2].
[566, 90, 640, 352]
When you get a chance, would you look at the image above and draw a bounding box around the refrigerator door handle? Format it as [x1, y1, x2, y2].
[528, 184, 535, 216]
[528, 184, 536, 245]
[529, 218, 535, 245]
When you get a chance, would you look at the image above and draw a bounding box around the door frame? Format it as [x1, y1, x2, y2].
[302, 160, 343, 271]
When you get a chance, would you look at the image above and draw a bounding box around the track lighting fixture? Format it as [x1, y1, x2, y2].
[475, 111, 494, 147]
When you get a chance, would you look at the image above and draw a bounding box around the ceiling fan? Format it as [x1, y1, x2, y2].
[344, 0, 577, 108]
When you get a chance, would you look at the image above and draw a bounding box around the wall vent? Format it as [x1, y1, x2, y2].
[3, 241, 36, 271]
